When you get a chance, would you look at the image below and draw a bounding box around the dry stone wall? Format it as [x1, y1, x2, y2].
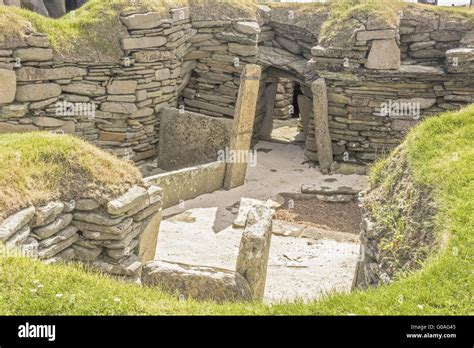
[0, 184, 163, 280]
[0, 4, 473, 167]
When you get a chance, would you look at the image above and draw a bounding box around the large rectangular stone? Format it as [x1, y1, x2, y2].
[121, 36, 167, 50]
[16, 67, 87, 82]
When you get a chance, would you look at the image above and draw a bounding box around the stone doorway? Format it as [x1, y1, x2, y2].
[259, 75, 312, 148]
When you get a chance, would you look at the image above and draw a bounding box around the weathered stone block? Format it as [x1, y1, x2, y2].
[142, 260, 252, 302]
[15, 83, 61, 102]
[107, 186, 148, 216]
[107, 80, 137, 95]
[121, 37, 167, 50]
[13, 48, 53, 61]
[0, 207, 35, 242]
[234, 21, 261, 35]
[0, 68, 16, 104]
[366, 39, 400, 70]
[236, 205, 273, 301]
[120, 13, 171, 30]
[16, 67, 87, 82]
[357, 30, 396, 41]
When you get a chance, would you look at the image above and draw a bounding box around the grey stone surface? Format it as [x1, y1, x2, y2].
[142, 260, 252, 302]
[0, 207, 35, 242]
[158, 107, 232, 171]
[0, 68, 16, 104]
[236, 205, 273, 301]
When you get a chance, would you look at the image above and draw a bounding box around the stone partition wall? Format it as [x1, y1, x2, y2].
[158, 107, 231, 170]
[0, 3, 473, 167]
[0, 184, 163, 280]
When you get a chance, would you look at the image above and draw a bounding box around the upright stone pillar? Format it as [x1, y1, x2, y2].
[236, 204, 273, 301]
[224, 64, 262, 190]
[311, 78, 333, 174]
[260, 80, 278, 140]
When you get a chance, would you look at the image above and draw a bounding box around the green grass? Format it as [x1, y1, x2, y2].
[0, 132, 141, 221]
[0, 105, 473, 315]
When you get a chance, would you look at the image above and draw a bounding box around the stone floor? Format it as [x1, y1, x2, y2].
[154, 141, 367, 303]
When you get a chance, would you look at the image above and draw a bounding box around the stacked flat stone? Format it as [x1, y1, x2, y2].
[273, 78, 295, 120]
[0, 184, 162, 279]
[0, 7, 196, 165]
[400, 7, 474, 64]
[181, 19, 260, 120]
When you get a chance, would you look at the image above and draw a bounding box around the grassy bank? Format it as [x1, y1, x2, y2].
[0, 132, 141, 221]
[1, 105, 472, 315]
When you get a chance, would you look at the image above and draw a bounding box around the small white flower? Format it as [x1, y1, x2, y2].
[33, 280, 41, 286]
[114, 298, 121, 304]
[417, 304, 424, 309]
[179, 294, 186, 302]
[56, 294, 63, 299]
[37, 284, 43, 289]
[30, 289, 37, 294]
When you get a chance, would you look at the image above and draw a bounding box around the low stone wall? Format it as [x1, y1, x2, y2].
[142, 204, 273, 302]
[0, 184, 163, 280]
[158, 107, 231, 170]
[144, 161, 225, 209]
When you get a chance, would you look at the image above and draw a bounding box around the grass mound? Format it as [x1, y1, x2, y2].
[0, 132, 141, 221]
[0, 105, 472, 315]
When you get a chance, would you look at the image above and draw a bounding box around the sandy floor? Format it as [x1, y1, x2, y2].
[154, 141, 366, 303]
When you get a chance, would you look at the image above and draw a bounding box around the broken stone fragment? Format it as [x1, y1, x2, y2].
[142, 260, 252, 302]
[0, 207, 35, 242]
[107, 186, 149, 216]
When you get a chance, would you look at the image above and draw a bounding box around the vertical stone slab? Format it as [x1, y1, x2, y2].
[260, 81, 278, 140]
[236, 204, 273, 301]
[311, 78, 333, 174]
[138, 211, 162, 263]
[297, 94, 312, 138]
[138, 186, 163, 263]
[224, 64, 262, 190]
